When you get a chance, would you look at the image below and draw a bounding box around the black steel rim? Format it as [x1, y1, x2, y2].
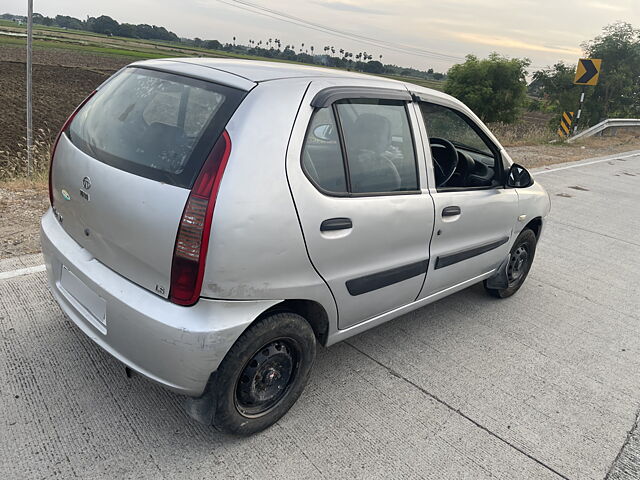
[507, 243, 529, 286]
[234, 338, 300, 418]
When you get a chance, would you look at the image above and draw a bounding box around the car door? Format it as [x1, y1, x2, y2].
[413, 99, 519, 298]
[287, 84, 434, 329]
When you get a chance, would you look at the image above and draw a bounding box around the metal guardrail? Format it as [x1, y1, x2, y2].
[568, 118, 640, 142]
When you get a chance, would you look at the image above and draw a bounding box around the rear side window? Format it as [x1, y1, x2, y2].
[68, 67, 245, 188]
[301, 107, 347, 193]
[302, 98, 419, 195]
[336, 99, 418, 193]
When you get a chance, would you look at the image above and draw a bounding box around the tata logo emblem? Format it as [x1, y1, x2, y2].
[80, 176, 91, 201]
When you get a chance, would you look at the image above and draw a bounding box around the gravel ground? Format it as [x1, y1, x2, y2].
[0, 180, 49, 259]
[506, 134, 640, 168]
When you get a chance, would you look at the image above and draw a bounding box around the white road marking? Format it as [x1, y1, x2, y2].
[534, 151, 640, 175]
[0, 264, 46, 281]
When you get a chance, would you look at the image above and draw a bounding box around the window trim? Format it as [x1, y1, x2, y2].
[418, 101, 505, 193]
[311, 86, 412, 108]
[301, 97, 422, 198]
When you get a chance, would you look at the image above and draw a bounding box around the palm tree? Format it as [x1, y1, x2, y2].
[310, 46, 314, 54]
[233, 36, 236, 45]
[379, 54, 383, 61]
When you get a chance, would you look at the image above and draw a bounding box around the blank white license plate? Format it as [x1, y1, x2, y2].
[60, 266, 107, 329]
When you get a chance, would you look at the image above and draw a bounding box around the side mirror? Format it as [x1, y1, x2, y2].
[506, 163, 533, 188]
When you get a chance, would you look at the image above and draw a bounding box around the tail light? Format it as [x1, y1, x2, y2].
[49, 90, 97, 206]
[169, 131, 232, 306]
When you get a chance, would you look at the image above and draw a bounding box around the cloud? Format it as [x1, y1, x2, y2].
[586, 2, 627, 12]
[452, 32, 582, 55]
[313, 1, 389, 15]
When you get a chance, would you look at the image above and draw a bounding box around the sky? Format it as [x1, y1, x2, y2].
[4, 0, 640, 72]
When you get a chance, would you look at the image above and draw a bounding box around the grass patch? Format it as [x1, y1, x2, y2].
[0, 129, 52, 181]
[0, 35, 181, 60]
[488, 121, 556, 147]
[381, 74, 445, 91]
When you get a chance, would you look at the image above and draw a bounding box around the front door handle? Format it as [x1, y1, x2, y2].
[442, 206, 461, 217]
[320, 217, 353, 231]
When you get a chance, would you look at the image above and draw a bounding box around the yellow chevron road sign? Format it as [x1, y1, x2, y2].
[557, 111, 574, 138]
[574, 58, 602, 86]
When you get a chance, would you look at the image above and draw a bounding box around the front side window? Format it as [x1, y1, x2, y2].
[68, 67, 244, 188]
[301, 97, 419, 195]
[420, 102, 500, 190]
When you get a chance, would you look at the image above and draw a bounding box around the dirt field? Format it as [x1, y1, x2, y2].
[0, 44, 133, 162]
[0, 179, 48, 258]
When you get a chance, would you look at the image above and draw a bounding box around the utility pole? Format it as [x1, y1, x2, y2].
[573, 88, 585, 135]
[26, 0, 33, 176]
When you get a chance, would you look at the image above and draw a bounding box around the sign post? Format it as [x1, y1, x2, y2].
[26, 0, 33, 176]
[571, 58, 602, 135]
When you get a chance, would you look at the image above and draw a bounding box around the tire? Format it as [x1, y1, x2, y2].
[484, 228, 537, 299]
[212, 312, 316, 435]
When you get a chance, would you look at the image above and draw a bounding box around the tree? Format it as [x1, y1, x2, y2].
[363, 60, 385, 74]
[445, 53, 530, 123]
[529, 62, 577, 126]
[91, 15, 119, 35]
[582, 22, 640, 123]
[204, 39, 223, 50]
[531, 22, 640, 127]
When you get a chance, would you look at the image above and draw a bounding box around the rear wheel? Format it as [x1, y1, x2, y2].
[484, 228, 537, 298]
[212, 312, 316, 435]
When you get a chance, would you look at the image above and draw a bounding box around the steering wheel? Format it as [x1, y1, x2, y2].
[429, 137, 459, 188]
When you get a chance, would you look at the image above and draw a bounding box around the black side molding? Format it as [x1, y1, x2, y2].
[311, 86, 412, 108]
[346, 260, 429, 296]
[435, 237, 509, 269]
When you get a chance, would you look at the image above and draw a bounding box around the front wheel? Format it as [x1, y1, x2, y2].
[484, 228, 537, 298]
[212, 312, 316, 435]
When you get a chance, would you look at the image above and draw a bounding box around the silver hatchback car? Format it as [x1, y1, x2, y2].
[41, 59, 550, 434]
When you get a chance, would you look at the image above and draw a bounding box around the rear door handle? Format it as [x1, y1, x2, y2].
[442, 206, 461, 217]
[320, 217, 353, 231]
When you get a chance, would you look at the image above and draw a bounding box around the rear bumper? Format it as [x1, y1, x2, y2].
[40, 208, 279, 396]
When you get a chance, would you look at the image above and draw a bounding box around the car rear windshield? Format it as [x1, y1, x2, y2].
[67, 67, 245, 188]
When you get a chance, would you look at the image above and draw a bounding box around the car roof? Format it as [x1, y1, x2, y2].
[132, 57, 462, 116]
[156, 58, 395, 83]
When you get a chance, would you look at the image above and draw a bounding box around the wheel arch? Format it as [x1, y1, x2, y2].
[523, 216, 543, 238]
[258, 299, 330, 346]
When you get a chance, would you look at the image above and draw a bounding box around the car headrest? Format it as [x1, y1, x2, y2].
[349, 114, 391, 154]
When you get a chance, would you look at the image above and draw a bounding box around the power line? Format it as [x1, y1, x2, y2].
[233, 0, 465, 61]
[214, 0, 557, 72]
[213, 0, 466, 63]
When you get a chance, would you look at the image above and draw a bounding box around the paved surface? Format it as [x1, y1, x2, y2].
[1, 152, 639, 479]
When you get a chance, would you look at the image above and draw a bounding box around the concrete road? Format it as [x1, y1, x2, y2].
[1, 152, 639, 479]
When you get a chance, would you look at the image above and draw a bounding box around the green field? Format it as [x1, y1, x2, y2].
[0, 19, 445, 90]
